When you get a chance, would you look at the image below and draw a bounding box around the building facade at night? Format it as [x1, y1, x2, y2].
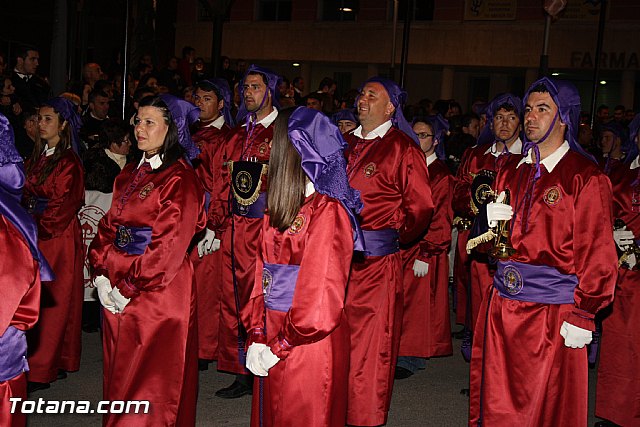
[176, 0, 640, 111]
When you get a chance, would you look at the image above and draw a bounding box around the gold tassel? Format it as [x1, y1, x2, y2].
[466, 230, 496, 254]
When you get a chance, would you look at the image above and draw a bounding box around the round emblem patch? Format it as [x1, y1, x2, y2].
[236, 171, 253, 194]
[503, 265, 523, 295]
[262, 268, 273, 300]
[543, 186, 562, 206]
[115, 225, 132, 249]
[364, 162, 376, 178]
[258, 142, 269, 155]
[475, 183, 493, 205]
[139, 182, 154, 200]
[287, 214, 306, 235]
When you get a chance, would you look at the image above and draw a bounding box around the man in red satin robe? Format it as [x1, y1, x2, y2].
[595, 114, 640, 427]
[215, 65, 280, 399]
[344, 77, 434, 426]
[0, 114, 50, 426]
[397, 115, 454, 379]
[190, 78, 233, 371]
[468, 78, 618, 426]
[452, 93, 522, 361]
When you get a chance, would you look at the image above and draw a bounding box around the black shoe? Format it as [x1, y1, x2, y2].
[215, 379, 253, 399]
[394, 366, 414, 380]
[57, 370, 68, 380]
[460, 388, 470, 396]
[198, 359, 212, 371]
[27, 382, 50, 394]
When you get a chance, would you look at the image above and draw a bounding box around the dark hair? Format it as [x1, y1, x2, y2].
[247, 71, 267, 86]
[136, 95, 183, 172]
[530, 83, 550, 94]
[194, 80, 222, 101]
[292, 76, 303, 86]
[98, 119, 128, 150]
[14, 44, 37, 61]
[305, 92, 323, 103]
[133, 86, 156, 103]
[496, 103, 517, 114]
[318, 77, 335, 91]
[27, 104, 73, 185]
[267, 108, 306, 231]
[89, 89, 109, 104]
[94, 80, 112, 93]
[182, 46, 195, 57]
[461, 112, 480, 128]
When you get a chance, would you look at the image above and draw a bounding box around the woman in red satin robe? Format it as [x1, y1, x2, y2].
[23, 98, 84, 390]
[398, 117, 454, 377]
[89, 95, 205, 426]
[596, 115, 640, 427]
[244, 107, 363, 427]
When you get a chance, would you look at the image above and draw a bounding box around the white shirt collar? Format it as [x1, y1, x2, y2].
[105, 148, 127, 170]
[304, 181, 315, 197]
[426, 152, 437, 166]
[631, 155, 640, 170]
[517, 141, 570, 173]
[204, 115, 225, 129]
[242, 107, 278, 129]
[14, 70, 31, 80]
[137, 153, 163, 170]
[43, 144, 56, 157]
[483, 138, 522, 158]
[353, 120, 393, 140]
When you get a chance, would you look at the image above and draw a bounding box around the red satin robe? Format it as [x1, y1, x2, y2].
[192, 122, 230, 360]
[89, 159, 206, 426]
[0, 216, 40, 427]
[24, 149, 84, 383]
[469, 150, 618, 426]
[218, 121, 274, 374]
[400, 158, 454, 358]
[344, 126, 434, 426]
[596, 161, 640, 426]
[452, 144, 517, 333]
[246, 193, 353, 427]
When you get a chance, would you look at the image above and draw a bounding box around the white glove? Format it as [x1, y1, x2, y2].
[623, 253, 637, 270]
[413, 259, 429, 278]
[614, 227, 635, 251]
[211, 238, 221, 252]
[258, 346, 280, 373]
[197, 228, 217, 258]
[559, 321, 592, 349]
[486, 191, 513, 228]
[109, 286, 131, 314]
[94, 275, 117, 314]
[246, 343, 269, 376]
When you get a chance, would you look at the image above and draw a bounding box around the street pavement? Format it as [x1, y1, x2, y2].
[24, 327, 601, 426]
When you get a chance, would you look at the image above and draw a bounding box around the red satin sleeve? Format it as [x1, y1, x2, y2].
[398, 144, 434, 244]
[35, 152, 84, 240]
[245, 231, 267, 347]
[88, 201, 117, 279]
[419, 162, 454, 259]
[269, 199, 354, 359]
[567, 172, 617, 329]
[115, 168, 206, 298]
[0, 215, 40, 334]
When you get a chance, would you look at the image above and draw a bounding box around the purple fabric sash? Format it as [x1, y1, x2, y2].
[0, 326, 29, 382]
[24, 196, 48, 215]
[232, 191, 267, 218]
[361, 229, 400, 257]
[262, 262, 300, 312]
[113, 225, 152, 255]
[494, 260, 576, 304]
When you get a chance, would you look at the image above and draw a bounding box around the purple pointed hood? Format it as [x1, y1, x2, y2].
[288, 107, 364, 251]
